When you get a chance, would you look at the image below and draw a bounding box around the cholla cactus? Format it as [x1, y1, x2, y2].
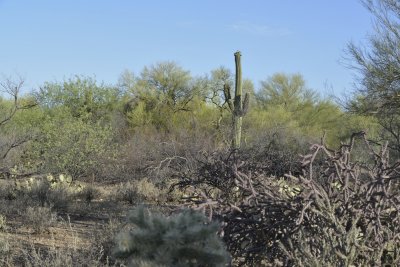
[223, 51, 249, 150]
[114, 206, 230, 267]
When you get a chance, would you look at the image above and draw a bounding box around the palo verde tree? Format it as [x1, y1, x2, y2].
[124, 62, 202, 131]
[256, 73, 316, 110]
[36, 75, 122, 122]
[137, 62, 194, 110]
[347, 0, 400, 153]
[250, 73, 376, 146]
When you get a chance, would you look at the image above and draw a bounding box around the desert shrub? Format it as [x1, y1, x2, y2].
[113, 206, 230, 267]
[47, 184, 73, 210]
[114, 179, 164, 205]
[78, 184, 101, 203]
[241, 132, 305, 177]
[20, 244, 122, 267]
[0, 198, 25, 218]
[36, 76, 122, 121]
[134, 178, 163, 202]
[22, 107, 117, 182]
[0, 214, 7, 232]
[0, 182, 18, 200]
[23, 178, 72, 210]
[25, 178, 51, 206]
[176, 132, 400, 266]
[113, 182, 139, 205]
[25, 206, 57, 233]
[0, 235, 119, 266]
[171, 142, 303, 206]
[112, 128, 203, 184]
[0, 235, 11, 258]
[91, 217, 123, 264]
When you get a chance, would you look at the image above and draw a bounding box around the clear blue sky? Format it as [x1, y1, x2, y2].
[0, 0, 373, 96]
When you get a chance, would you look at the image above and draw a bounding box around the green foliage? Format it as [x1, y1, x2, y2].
[136, 62, 194, 110]
[114, 206, 230, 267]
[36, 76, 121, 121]
[246, 73, 379, 147]
[118, 69, 136, 93]
[126, 100, 153, 128]
[347, 0, 400, 153]
[207, 66, 233, 107]
[0, 77, 38, 170]
[1, 56, 396, 266]
[20, 177, 73, 210]
[256, 73, 316, 109]
[123, 62, 209, 132]
[0, 99, 42, 168]
[26, 113, 115, 180]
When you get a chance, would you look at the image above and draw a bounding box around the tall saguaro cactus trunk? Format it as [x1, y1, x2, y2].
[224, 51, 249, 151]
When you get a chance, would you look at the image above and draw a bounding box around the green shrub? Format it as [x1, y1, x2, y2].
[113, 206, 230, 267]
[24, 113, 116, 181]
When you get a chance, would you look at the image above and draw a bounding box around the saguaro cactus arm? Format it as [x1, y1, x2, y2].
[242, 92, 250, 115]
[223, 84, 234, 111]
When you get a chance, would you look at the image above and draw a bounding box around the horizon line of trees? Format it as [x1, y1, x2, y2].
[0, 61, 380, 181]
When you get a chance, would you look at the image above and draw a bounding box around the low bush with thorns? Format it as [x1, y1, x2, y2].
[174, 132, 400, 266]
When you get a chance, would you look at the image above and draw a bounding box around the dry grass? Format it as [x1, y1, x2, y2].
[0, 178, 134, 266]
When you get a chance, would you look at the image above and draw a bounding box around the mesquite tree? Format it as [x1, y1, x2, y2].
[0, 76, 36, 176]
[224, 51, 249, 150]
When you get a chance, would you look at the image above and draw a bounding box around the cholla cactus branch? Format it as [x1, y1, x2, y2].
[174, 132, 400, 265]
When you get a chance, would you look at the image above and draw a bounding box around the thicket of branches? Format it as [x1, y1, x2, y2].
[174, 132, 400, 266]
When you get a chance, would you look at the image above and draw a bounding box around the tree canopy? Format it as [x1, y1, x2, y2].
[347, 0, 400, 152]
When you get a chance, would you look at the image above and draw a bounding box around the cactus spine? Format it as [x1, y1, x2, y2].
[224, 51, 249, 150]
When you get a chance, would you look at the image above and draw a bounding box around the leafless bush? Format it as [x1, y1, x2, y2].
[175, 132, 400, 266]
[18, 242, 123, 267]
[107, 125, 216, 185]
[77, 184, 101, 203]
[25, 206, 57, 233]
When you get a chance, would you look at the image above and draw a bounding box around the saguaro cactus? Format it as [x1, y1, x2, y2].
[224, 51, 249, 150]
